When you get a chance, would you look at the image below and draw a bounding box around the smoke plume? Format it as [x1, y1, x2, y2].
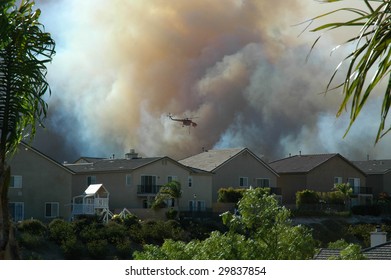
[32, 0, 391, 162]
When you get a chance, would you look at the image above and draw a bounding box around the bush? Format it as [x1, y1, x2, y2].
[296, 189, 319, 209]
[218, 188, 247, 203]
[61, 236, 84, 259]
[18, 233, 45, 250]
[86, 240, 109, 259]
[165, 208, 178, 220]
[48, 219, 75, 244]
[115, 240, 133, 259]
[105, 221, 127, 245]
[18, 219, 47, 236]
[79, 223, 106, 243]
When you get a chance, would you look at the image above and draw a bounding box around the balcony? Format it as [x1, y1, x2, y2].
[72, 198, 109, 215]
[137, 185, 162, 196]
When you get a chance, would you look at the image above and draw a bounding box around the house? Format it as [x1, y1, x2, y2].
[7, 142, 74, 222]
[179, 148, 279, 205]
[314, 226, 391, 260]
[65, 149, 213, 218]
[269, 153, 369, 206]
[72, 184, 110, 222]
[353, 159, 391, 198]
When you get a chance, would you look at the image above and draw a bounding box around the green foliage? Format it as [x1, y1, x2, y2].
[0, 0, 56, 155]
[328, 244, 366, 260]
[152, 181, 182, 211]
[296, 189, 319, 208]
[104, 221, 127, 245]
[135, 188, 316, 260]
[327, 239, 350, 250]
[18, 233, 44, 250]
[217, 187, 247, 203]
[48, 219, 75, 244]
[61, 236, 84, 260]
[165, 208, 178, 220]
[78, 223, 106, 243]
[17, 219, 47, 236]
[86, 240, 109, 260]
[307, 0, 391, 141]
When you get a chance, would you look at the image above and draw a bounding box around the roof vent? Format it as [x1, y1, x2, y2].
[125, 149, 139, 159]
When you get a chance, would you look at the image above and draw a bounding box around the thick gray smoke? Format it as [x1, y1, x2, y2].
[32, 0, 391, 162]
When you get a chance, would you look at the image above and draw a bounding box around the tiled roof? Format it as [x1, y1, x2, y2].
[269, 154, 338, 173]
[362, 241, 391, 260]
[65, 157, 163, 173]
[353, 160, 391, 175]
[315, 241, 391, 260]
[179, 148, 277, 175]
[313, 249, 341, 260]
[179, 148, 245, 172]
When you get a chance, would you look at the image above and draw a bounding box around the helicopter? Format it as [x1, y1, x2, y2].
[167, 113, 198, 132]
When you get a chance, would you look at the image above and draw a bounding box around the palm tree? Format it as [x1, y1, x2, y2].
[152, 180, 182, 218]
[307, 0, 391, 141]
[333, 183, 353, 210]
[0, 0, 55, 259]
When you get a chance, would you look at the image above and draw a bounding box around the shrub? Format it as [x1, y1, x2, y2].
[48, 219, 75, 244]
[105, 221, 127, 245]
[115, 240, 133, 259]
[18, 219, 47, 236]
[296, 189, 319, 208]
[218, 187, 247, 203]
[79, 223, 106, 243]
[61, 236, 84, 259]
[86, 239, 109, 259]
[165, 208, 178, 220]
[18, 233, 45, 250]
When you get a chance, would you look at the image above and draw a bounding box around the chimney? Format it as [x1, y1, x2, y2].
[125, 149, 138, 159]
[370, 225, 387, 247]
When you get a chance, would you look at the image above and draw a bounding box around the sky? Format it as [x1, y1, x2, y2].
[30, 0, 391, 163]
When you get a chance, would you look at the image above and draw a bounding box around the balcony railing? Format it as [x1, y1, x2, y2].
[137, 185, 162, 195]
[72, 198, 109, 215]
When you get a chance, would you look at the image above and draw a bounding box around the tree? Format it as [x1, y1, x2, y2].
[0, 0, 55, 259]
[307, 0, 391, 141]
[152, 180, 182, 217]
[134, 188, 316, 260]
[333, 183, 352, 210]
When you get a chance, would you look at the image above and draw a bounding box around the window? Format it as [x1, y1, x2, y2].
[45, 202, 59, 218]
[256, 178, 270, 188]
[126, 174, 132, 186]
[334, 177, 343, 184]
[10, 175, 22, 188]
[239, 177, 248, 187]
[9, 202, 24, 222]
[188, 176, 193, 187]
[167, 175, 178, 183]
[189, 200, 206, 211]
[348, 178, 361, 194]
[140, 175, 157, 193]
[87, 175, 96, 186]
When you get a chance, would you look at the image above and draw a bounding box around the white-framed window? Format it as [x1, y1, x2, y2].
[188, 176, 193, 187]
[334, 177, 343, 184]
[167, 175, 178, 183]
[87, 175, 96, 186]
[256, 178, 270, 188]
[10, 175, 22, 188]
[9, 202, 24, 222]
[126, 174, 132, 186]
[45, 202, 59, 218]
[239, 177, 248, 187]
